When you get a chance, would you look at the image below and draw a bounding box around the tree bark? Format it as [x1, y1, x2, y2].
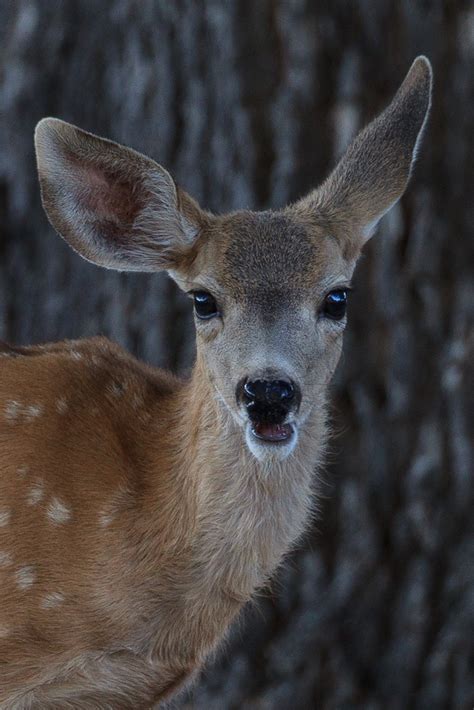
[0, 1, 472, 708]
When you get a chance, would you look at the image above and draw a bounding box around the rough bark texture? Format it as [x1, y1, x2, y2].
[1, 2, 473, 708]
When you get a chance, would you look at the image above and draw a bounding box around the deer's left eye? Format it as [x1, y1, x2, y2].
[193, 291, 220, 320]
[322, 289, 348, 320]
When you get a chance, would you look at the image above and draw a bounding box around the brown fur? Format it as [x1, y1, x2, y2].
[0, 58, 431, 708]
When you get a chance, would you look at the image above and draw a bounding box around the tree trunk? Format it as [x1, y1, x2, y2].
[1, 2, 472, 708]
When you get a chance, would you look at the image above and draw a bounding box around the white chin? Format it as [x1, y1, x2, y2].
[244, 423, 298, 462]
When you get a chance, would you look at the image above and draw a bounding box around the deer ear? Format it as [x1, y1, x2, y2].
[35, 118, 205, 272]
[296, 56, 432, 245]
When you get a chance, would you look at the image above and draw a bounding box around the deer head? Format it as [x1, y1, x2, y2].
[35, 57, 432, 463]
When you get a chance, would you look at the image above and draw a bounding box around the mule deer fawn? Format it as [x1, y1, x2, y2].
[0, 57, 432, 708]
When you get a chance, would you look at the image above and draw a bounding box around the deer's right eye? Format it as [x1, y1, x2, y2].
[193, 291, 220, 320]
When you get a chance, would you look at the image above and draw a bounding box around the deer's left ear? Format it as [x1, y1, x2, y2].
[295, 56, 432, 246]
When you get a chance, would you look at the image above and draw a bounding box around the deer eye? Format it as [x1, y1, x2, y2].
[322, 289, 348, 320]
[193, 291, 220, 320]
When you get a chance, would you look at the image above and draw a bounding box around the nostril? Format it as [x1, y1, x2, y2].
[243, 380, 257, 400]
[270, 380, 294, 403]
[243, 379, 269, 401]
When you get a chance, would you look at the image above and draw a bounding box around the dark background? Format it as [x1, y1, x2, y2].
[1, 1, 473, 708]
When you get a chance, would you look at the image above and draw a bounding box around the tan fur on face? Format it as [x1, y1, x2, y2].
[0, 58, 432, 708]
[174, 210, 352, 439]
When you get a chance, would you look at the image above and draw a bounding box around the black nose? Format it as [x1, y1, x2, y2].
[238, 378, 299, 425]
[243, 379, 295, 405]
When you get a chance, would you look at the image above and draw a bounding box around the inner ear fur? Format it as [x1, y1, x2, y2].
[35, 118, 206, 272]
[294, 56, 433, 245]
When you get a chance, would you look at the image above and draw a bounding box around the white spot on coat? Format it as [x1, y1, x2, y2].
[109, 381, 126, 398]
[0, 624, 10, 638]
[0, 550, 13, 567]
[47, 497, 71, 524]
[5, 400, 21, 421]
[0, 509, 10, 526]
[41, 592, 65, 609]
[99, 485, 132, 528]
[17, 464, 29, 478]
[56, 398, 68, 415]
[25, 404, 43, 421]
[27, 480, 44, 506]
[4, 401, 43, 422]
[70, 350, 83, 361]
[99, 511, 115, 528]
[16, 565, 36, 590]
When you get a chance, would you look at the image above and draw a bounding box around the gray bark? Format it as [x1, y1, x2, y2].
[1, 1, 473, 708]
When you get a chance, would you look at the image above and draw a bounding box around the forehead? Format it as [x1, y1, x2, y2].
[202, 210, 346, 297]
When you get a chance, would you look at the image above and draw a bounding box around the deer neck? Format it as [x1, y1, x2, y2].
[151, 353, 326, 600]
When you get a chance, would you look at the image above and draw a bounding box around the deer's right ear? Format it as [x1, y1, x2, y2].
[34, 118, 206, 272]
[294, 56, 433, 247]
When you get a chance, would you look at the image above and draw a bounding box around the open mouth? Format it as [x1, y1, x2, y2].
[251, 422, 294, 443]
